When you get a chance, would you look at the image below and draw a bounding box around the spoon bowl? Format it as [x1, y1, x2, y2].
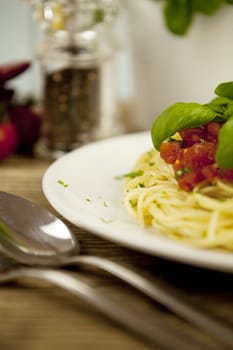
[0, 191, 79, 265]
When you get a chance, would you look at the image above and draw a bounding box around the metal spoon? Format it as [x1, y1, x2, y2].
[0, 190, 232, 348]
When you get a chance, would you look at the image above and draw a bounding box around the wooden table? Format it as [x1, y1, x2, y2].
[0, 155, 232, 350]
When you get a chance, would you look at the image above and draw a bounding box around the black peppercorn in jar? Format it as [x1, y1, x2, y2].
[44, 65, 100, 150]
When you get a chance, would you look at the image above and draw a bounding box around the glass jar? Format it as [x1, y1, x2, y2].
[29, 0, 122, 158]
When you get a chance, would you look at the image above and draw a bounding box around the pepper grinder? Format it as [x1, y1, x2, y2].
[28, 0, 122, 159]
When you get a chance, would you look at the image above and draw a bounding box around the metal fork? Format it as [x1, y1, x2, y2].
[0, 256, 233, 350]
[0, 258, 211, 350]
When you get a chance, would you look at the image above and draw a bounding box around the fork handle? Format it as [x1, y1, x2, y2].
[64, 255, 233, 349]
[0, 266, 208, 350]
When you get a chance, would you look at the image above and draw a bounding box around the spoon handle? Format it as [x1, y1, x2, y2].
[66, 255, 233, 349]
[0, 266, 203, 350]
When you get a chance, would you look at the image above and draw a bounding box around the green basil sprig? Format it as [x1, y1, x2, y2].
[151, 102, 216, 150]
[151, 81, 233, 169]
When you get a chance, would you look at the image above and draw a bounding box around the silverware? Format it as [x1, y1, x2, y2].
[0, 261, 204, 350]
[0, 191, 232, 348]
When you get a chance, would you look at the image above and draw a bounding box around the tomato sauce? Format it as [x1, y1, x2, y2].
[160, 122, 233, 191]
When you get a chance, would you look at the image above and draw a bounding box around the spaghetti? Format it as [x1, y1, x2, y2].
[123, 149, 233, 250]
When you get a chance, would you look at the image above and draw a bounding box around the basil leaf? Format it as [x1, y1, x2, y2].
[163, 0, 193, 35]
[223, 101, 233, 119]
[206, 96, 230, 116]
[151, 102, 216, 150]
[209, 96, 230, 107]
[192, 0, 224, 15]
[206, 102, 225, 115]
[215, 115, 233, 168]
[215, 81, 233, 100]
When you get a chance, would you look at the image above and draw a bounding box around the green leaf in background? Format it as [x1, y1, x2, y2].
[192, 0, 224, 15]
[0, 221, 27, 247]
[0, 222, 13, 241]
[151, 0, 233, 35]
[163, 0, 193, 35]
[93, 8, 105, 24]
[151, 102, 216, 150]
[215, 115, 233, 168]
[215, 81, 233, 100]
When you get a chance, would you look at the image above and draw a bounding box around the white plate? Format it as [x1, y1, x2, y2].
[43, 132, 233, 273]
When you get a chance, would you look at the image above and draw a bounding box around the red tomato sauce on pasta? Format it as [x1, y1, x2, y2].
[160, 122, 233, 191]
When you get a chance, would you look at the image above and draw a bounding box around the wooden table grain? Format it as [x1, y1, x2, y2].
[0, 155, 232, 350]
